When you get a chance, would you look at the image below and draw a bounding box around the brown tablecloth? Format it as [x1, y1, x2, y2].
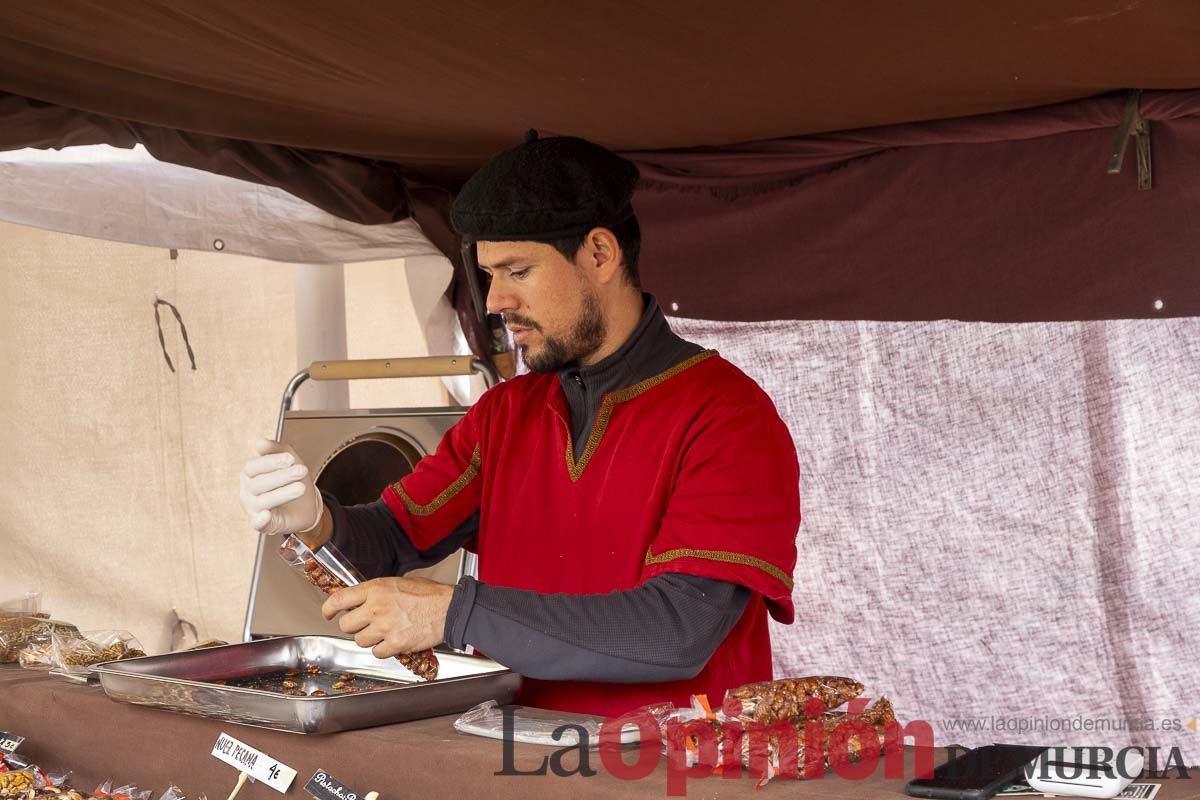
[2, 666, 1197, 799]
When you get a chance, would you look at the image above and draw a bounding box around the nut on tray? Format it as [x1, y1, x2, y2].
[276, 533, 439, 681]
[89, 635, 519, 734]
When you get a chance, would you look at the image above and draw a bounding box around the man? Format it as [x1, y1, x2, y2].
[239, 134, 800, 718]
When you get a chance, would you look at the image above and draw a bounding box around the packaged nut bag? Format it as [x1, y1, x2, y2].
[277, 533, 439, 681]
[822, 695, 897, 727]
[17, 639, 57, 670]
[660, 692, 900, 789]
[1, 616, 79, 664]
[0, 769, 42, 798]
[722, 675, 864, 724]
[97, 783, 151, 800]
[50, 629, 146, 676]
[737, 696, 898, 786]
[0, 767, 73, 800]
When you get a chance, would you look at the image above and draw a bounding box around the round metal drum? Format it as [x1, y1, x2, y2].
[314, 430, 424, 505]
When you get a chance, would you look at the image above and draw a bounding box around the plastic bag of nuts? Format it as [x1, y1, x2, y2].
[721, 675, 865, 724]
[0, 753, 89, 800]
[0, 616, 79, 664]
[660, 691, 899, 788]
[0, 769, 42, 798]
[17, 639, 57, 670]
[50, 629, 146, 675]
[277, 533, 439, 681]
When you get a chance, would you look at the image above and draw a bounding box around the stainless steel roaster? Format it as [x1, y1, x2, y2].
[243, 356, 498, 641]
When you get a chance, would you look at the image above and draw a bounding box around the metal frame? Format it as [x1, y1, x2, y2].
[242, 357, 499, 643]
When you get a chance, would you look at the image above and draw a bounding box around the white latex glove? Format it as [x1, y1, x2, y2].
[239, 439, 323, 536]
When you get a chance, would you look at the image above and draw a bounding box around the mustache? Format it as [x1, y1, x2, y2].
[502, 313, 541, 331]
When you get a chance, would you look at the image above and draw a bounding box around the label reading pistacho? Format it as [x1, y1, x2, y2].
[304, 769, 360, 800]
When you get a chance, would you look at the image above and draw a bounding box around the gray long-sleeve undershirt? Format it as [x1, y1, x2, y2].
[324, 494, 751, 682]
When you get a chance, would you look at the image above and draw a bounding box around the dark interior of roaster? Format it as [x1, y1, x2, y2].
[315, 433, 423, 505]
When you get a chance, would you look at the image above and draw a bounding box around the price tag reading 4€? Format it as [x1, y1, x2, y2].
[211, 732, 297, 794]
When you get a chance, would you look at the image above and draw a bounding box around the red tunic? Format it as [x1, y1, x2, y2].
[382, 350, 800, 718]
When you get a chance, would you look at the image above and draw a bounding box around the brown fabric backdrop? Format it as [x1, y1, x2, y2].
[4, 89, 1197, 326]
[3, 1, 1200, 180]
[3, 4, 1200, 329]
[631, 90, 1200, 322]
[0, 94, 409, 225]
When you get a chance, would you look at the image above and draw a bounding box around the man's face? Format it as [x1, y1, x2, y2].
[478, 240, 606, 373]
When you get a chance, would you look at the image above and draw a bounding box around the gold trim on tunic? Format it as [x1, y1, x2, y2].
[561, 349, 718, 482]
[392, 444, 481, 516]
[644, 546, 795, 589]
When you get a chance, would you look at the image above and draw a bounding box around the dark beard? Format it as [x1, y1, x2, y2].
[521, 292, 607, 373]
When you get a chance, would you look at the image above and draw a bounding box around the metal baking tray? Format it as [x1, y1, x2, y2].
[91, 635, 520, 734]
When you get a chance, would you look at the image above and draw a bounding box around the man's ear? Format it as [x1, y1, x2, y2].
[583, 227, 623, 285]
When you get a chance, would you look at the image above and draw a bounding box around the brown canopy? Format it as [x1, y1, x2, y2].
[2, 1, 1199, 182]
[2, 1, 1200, 336]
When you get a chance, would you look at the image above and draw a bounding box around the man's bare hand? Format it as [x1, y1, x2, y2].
[322, 577, 454, 659]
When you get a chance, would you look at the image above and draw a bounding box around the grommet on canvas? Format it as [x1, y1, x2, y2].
[213, 238, 225, 251]
[670, 301, 680, 312]
[1153, 298, 1164, 311]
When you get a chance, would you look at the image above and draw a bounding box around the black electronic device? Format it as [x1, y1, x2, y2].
[906, 744, 1048, 800]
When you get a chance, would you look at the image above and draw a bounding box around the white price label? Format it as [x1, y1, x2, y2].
[211, 732, 297, 794]
[0, 732, 24, 755]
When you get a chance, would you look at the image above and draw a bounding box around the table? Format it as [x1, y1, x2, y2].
[3, 666, 1197, 799]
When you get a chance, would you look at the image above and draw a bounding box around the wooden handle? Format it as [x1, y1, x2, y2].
[308, 356, 477, 380]
[308, 352, 518, 382]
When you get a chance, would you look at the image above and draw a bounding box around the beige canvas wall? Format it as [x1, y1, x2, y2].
[0, 221, 440, 652]
[344, 259, 448, 409]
